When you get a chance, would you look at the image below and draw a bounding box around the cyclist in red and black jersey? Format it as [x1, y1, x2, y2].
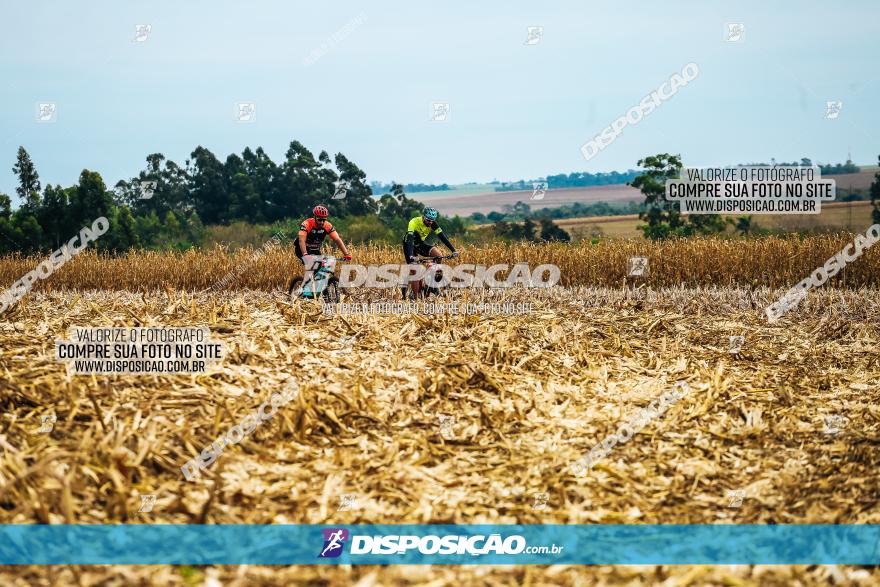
[296, 205, 352, 263]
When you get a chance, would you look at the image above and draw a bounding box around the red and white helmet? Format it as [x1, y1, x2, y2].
[313, 205, 329, 218]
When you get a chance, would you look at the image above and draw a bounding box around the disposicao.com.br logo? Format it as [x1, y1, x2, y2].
[317, 528, 564, 559]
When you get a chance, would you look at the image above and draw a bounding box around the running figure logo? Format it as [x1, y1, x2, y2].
[39, 414, 56, 433]
[236, 102, 256, 123]
[825, 101, 843, 120]
[524, 26, 543, 45]
[725, 23, 744, 43]
[430, 102, 450, 122]
[531, 182, 548, 200]
[627, 257, 649, 277]
[319, 528, 349, 558]
[140, 180, 157, 200]
[728, 335, 744, 354]
[332, 179, 350, 200]
[133, 24, 152, 43]
[36, 103, 57, 123]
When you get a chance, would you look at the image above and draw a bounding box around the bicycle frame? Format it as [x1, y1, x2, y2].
[299, 254, 337, 298]
[404, 255, 456, 299]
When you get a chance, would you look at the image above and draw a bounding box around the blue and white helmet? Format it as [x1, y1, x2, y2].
[423, 207, 439, 221]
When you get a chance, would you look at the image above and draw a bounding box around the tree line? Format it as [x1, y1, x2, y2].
[0, 144, 463, 254]
[370, 181, 451, 194]
[470, 200, 644, 224]
[737, 158, 860, 175]
[493, 170, 641, 192]
[492, 217, 571, 242]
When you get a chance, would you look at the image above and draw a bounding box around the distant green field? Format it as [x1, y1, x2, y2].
[406, 183, 495, 197]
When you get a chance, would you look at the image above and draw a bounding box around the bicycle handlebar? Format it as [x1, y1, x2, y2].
[414, 254, 457, 263]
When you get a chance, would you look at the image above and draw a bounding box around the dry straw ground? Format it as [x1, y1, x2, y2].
[1, 240, 879, 585]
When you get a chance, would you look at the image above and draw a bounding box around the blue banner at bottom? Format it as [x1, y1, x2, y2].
[1, 525, 879, 565]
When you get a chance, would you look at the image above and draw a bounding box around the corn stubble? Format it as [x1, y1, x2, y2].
[0, 239, 878, 586]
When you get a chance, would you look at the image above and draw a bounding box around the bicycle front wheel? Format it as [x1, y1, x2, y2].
[322, 276, 341, 304]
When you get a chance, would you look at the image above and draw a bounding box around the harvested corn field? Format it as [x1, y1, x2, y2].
[1, 279, 879, 584]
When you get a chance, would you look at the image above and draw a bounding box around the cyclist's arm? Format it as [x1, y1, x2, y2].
[328, 230, 350, 257]
[297, 222, 309, 253]
[436, 229, 455, 253]
[404, 231, 416, 261]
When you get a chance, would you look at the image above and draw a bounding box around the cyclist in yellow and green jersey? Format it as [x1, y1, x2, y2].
[403, 207, 458, 262]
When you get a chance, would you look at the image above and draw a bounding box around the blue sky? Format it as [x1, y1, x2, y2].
[1, 0, 878, 201]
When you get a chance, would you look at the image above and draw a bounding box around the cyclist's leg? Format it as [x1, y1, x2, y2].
[288, 242, 306, 297]
[425, 245, 447, 293]
[295, 240, 306, 266]
[298, 243, 323, 295]
[409, 244, 434, 296]
[402, 242, 423, 296]
[410, 242, 434, 297]
[400, 243, 410, 298]
[411, 242, 431, 258]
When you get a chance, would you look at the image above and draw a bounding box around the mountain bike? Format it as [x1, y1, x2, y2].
[288, 255, 342, 303]
[401, 255, 456, 301]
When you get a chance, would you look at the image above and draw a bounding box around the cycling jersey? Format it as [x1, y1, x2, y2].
[403, 216, 454, 260]
[406, 216, 443, 243]
[298, 218, 336, 253]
